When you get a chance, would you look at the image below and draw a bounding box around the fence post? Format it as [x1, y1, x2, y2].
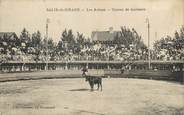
[21, 64, 24, 71]
[65, 61, 68, 70]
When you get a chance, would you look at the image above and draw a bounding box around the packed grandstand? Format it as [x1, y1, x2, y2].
[0, 26, 184, 62]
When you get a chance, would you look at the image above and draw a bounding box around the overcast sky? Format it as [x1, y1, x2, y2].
[0, 0, 183, 48]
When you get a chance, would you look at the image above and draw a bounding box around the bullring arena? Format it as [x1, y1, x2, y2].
[0, 70, 183, 115]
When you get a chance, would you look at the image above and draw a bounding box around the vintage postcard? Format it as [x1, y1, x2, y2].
[0, 0, 184, 115]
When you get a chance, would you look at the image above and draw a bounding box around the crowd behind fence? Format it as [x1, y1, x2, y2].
[1, 45, 184, 63]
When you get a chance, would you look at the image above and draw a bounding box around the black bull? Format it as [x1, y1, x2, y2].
[85, 76, 102, 91]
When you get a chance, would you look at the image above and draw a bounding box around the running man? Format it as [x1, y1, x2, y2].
[82, 66, 88, 77]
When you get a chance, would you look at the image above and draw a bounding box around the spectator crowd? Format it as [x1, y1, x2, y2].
[0, 26, 184, 63]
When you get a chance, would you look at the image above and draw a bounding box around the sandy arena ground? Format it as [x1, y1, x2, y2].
[0, 78, 184, 115]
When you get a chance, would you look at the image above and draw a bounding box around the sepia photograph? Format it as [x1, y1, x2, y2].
[0, 0, 184, 115]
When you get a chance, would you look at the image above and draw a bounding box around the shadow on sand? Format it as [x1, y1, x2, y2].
[69, 88, 90, 91]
